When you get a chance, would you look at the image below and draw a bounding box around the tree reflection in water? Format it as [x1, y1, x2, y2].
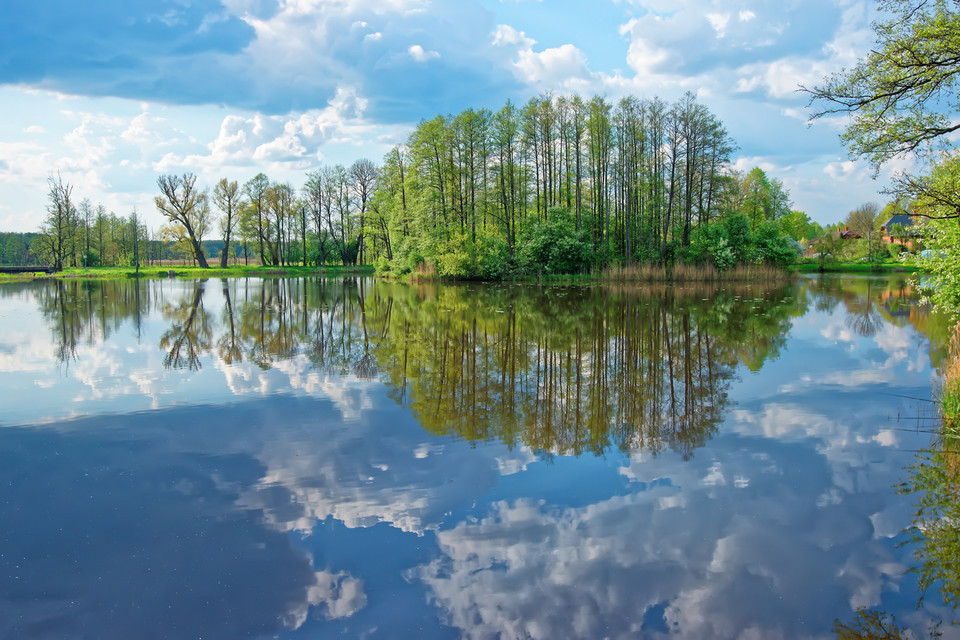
[29, 276, 809, 458]
[160, 281, 212, 370]
[365, 281, 802, 457]
[34, 279, 153, 364]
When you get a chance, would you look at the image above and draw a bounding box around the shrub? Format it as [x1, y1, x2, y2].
[517, 208, 592, 275]
[887, 242, 908, 259]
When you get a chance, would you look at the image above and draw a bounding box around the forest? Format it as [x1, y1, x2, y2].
[29, 92, 816, 277]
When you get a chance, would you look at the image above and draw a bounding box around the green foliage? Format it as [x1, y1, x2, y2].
[832, 607, 940, 639]
[392, 236, 427, 275]
[687, 223, 735, 270]
[373, 255, 391, 275]
[517, 208, 592, 275]
[809, 0, 960, 170]
[907, 155, 960, 316]
[739, 167, 792, 226]
[0, 232, 39, 265]
[472, 233, 512, 280]
[902, 446, 960, 611]
[722, 214, 753, 263]
[434, 233, 474, 278]
[778, 209, 824, 242]
[686, 214, 794, 269]
[887, 243, 908, 259]
[751, 220, 796, 267]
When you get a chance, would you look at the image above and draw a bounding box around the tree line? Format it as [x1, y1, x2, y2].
[35, 92, 807, 276]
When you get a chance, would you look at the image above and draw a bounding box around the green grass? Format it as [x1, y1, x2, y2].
[10, 264, 376, 281]
[792, 260, 923, 274]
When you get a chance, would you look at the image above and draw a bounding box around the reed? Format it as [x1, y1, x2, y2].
[408, 261, 437, 283]
[600, 262, 791, 284]
[940, 325, 960, 440]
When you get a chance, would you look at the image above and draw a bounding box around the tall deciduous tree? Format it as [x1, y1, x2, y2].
[213, 178, 244, 268]
[350, 158, 378, 265]
[38, 173, 75, 270]
[845, 202, 884, 260]
[244, 173, 270, 264]
[778, 210, 823, 243]
[155, 173, 210, 269]
[129, 208, 144, 274]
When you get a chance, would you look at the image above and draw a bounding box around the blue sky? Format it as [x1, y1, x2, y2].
[0, 0, 900, 232]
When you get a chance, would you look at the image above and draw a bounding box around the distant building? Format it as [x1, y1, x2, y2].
[838, 226, 859, 240]
[805, 226, 857, 257]
[880, 214, 916, 247]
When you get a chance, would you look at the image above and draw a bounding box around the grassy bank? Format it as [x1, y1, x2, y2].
[403, 261, 795, 285]
[792, 260, 922, 274]
[0, 264, 375, 281]
[940, 326, 960, 441]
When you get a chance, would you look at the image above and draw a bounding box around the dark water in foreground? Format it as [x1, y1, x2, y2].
[0, 275, 954, 639]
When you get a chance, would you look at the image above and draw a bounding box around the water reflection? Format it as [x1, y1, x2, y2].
[25, 277, 810, 457]
[365, 282, 802, 457]
[160, 281, 211, 370]
[0, 276, 954, 639]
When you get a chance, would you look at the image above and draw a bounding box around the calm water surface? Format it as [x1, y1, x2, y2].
[0, 275, 954, 639]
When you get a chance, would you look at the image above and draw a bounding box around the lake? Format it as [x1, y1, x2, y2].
[0, 275, 955, 639]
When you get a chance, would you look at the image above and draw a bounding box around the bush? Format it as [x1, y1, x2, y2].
[82, 250, 100, 268]
[392, 236, 426, 275]
[473, 234, 512, 280]
[373, 255, 391, 274]
[688, 224, 735, 270]
[752, 220, 795, 268]
[685, 215, 793, 269]
[518, 208, 592, 275]
[887, 242, 908, 259]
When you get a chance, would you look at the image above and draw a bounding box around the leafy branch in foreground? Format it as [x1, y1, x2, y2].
[805, 0, 960, 172]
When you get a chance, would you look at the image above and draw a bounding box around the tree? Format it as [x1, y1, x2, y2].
[350, 158, 378, 265]
[845, 202, 884, 262]
[237, 203, 259, 266]
[213, 178, 244, 268]
[244, 173, 270, 264]
[778, 209, 823, 243]
[807, 0, 960, 225]
[94, 204, 107, 266]
[37, 173, 75, 270]
[78, 198, 94, 265]
[155, 173, 211, 269]
[739, 167, 791, 228]
[910, 154, 960, 313]
[263, 182, 294, 265]
[129, 208, 144, 275]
